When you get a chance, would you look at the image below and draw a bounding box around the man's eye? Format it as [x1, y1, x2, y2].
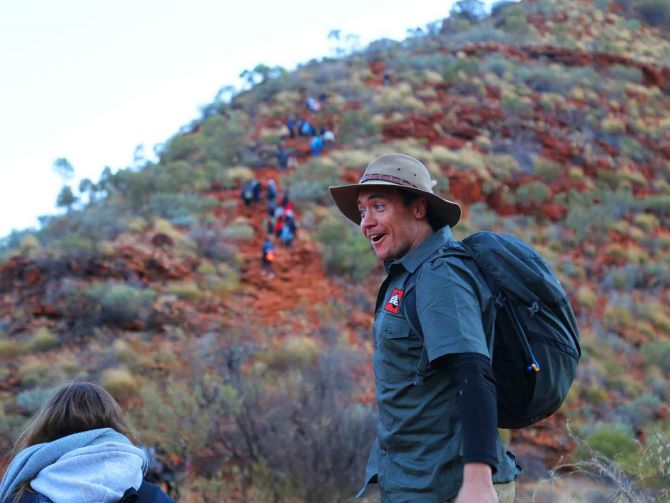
[359, 209, 366, 217]
[374, 204, 385, 211]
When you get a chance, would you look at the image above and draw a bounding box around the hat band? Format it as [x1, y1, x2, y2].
[359, 173, 420, 189]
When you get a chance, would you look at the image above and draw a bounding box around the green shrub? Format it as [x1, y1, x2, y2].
[0, 404, 26, 448]
[16, 387, 57, 413]
[89, 283, 155, 327]
[338, 108, 380, 143]
[52, 234, 96, 257]
[516, 181, 551, 205]
[29, 327, 58, 351]
[315, 213, 378, 278]
[148, 193, 217, 224]
[641, 340, 670, 375]
[533, 157, 562, 181]
[285, 159, 343, 205]
[18, 356, 62, 387]
[608, 65, 644, 84]
[0, 339, 27, 358]
[585, 423, 638, 460]
[221, 222, 255, 241]
[164, 280, 204, 300]
[101, 368, 139, 402]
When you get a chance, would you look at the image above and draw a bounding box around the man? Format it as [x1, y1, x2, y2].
[329, 154, 521, 502]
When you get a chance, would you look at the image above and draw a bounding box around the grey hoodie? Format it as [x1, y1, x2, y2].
[0, 428, 147, 503]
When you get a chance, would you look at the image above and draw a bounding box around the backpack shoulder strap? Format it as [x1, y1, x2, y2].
[402, 241, 473, 338]
[401, 242, 472, 385]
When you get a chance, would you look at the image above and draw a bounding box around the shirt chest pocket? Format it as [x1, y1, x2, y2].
[374, 314, 424, 381]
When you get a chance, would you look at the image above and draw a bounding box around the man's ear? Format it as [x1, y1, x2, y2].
[413, 198, 428, 219]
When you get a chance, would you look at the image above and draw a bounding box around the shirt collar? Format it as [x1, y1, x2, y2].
[384, 225, 453, 274]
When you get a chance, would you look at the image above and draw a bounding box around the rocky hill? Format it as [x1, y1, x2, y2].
[1, 0, 669, 501]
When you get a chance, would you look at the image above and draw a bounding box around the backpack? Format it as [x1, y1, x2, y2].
[402, 231, 581, 429]
[120, 480, 176, 502]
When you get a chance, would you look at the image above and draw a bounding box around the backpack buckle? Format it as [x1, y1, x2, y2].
[527, 301, 540, 316]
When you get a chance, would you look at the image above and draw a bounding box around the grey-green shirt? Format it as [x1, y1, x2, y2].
[358, 225, 521, 502]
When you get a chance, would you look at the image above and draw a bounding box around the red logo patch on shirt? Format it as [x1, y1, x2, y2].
[384, 288, 404, 314]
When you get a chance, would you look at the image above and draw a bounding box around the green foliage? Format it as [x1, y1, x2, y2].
[0, 403, 25, 450]
[148, 192, 217, 226]
[53, 280, 155, 331]
[533, 157, 563, 181]
[337, 108, 380, 143]
[516, 181, 551, 205]
[443, 58, 480, 83]
[315, 212, 378, 278]
[221, 221, 255, 241]
[16, 386, 57, 413]
[90, 283, 155, 327]
[51, 233, 96, 257]
[133, 374, 238, 462]
[52, 157, 74, 181]
[56, 185, 77, 210]
[100, 368, 139, 401]
[641, 340, 670, 375]
[608, 65, 644, 84]
[200, 112, 248, 166]
[29, 327, 58, 351]
[584, 423, 638, 467]
[285, 159, 343, 205]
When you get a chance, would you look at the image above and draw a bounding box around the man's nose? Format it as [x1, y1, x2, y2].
[360, 211, 374, 231]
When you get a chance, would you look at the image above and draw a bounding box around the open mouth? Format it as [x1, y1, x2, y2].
[370, 233, 386, 244]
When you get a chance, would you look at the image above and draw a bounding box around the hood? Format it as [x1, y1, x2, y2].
[0, 429, 146, 503]
[31, 441, 145, 503]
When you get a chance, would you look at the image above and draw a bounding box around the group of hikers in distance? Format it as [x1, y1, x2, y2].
[283, 92, 336, 160]
[240, 178, 297, 279]
[1, 151, 581, 502]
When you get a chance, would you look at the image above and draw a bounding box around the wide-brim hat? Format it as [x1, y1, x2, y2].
[329, 153, 461, 228]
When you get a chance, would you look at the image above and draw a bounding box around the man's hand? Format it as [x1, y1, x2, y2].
[456, 462, 497, 503]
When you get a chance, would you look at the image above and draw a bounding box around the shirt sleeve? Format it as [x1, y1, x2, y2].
[414, 256, 490, 363]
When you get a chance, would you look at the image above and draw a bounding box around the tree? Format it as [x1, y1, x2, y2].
[450, 0, 487, 22]
[239, 64, 285, 87]
[52, 157, 74, 181]
[56, 185, 77, 211]
[78, 178, 97, 204]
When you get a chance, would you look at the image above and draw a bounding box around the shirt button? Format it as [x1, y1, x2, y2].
[383, 327, 390, 334]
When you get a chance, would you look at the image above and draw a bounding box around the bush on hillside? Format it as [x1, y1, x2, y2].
[641, 340, 670, 375]
[315, 213, 378, 278]
[285, 159, 343, 205]
[148, 193, 217, 225]
[100, 368, 139, 402]
[337, 108, 380, 144]
[51, 280, 156, 331]
[200, 112, 249, 167]
[515, 181, 551, 205]
[89, 283, 155, 327]
[16, 387, 57, 414]
[190, 224, 242, 265]
[29, 327, 58, 351]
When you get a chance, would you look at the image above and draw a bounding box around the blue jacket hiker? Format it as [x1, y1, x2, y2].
[0, 382, 174, 503]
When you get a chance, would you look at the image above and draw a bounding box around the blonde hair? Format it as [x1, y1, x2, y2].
[4, 382, 138, 501]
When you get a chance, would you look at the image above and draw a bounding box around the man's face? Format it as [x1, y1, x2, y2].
[357, 186, 428, 261]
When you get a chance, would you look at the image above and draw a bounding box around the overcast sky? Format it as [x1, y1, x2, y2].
[0, 1, 495, 239]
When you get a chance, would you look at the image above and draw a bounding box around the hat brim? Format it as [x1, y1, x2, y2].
[329, 181, 461, 228]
